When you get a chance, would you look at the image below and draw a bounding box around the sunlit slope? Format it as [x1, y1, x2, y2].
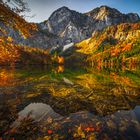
[0, 4, 64, 65]
[0, 4, 46, 65]
[76, 22, 140, 64]
[0, 3, 38, 38]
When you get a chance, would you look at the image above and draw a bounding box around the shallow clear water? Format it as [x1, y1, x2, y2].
[0, 65, 140, 140]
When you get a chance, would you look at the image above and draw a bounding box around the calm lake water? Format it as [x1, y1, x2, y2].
[0, 65, 140, 140]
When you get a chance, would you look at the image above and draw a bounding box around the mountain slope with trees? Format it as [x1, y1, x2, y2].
[76, 21, 140, 66]
[0, 2, 140, 65]
[0, 3, 63, 65]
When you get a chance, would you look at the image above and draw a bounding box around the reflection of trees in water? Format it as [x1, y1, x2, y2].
[0, 68, 15, 86]
[25, 86, 140, 116]
[13, 71, 140, 116]
[53, 65, 64, 73]
[1, 66, 140, 116]
[0, 66, 140, 139]
[86, 66, 140, 88]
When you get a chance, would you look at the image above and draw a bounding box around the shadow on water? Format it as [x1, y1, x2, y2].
[0, 65, 140, 139]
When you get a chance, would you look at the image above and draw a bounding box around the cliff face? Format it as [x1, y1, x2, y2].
[39, 6, 139, 50]
[85, 6, 139, 31]
[38, 6, 95, 45]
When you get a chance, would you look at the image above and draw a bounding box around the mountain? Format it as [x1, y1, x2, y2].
[0, 3, 59, 65]
[85, 6, 139, 27]
[76, 21, 140, 65]
[39, 6, 94, 44]
[39, 6, 139, 50]
[0, 3, 140, 65]
[1, 4, 139, 50]
[0, 3, 61, 49]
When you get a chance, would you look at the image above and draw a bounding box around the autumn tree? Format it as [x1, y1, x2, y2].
[0, 0, 29, 13]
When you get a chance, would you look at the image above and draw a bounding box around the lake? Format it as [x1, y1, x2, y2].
[0, 65, 140, 140]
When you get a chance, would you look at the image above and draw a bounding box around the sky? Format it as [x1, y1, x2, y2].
[25, 0, 140, 23]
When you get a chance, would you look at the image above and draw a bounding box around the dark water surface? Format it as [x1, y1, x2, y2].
[0, 65, 140, 140]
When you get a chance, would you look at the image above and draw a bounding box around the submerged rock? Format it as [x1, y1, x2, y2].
[11, 103, 62, 128]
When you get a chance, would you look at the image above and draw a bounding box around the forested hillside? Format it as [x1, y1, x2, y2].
[0, 3, 64, 65]
[76, 22, 140, 66]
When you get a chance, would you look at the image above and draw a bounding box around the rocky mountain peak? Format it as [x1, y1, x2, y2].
[37, 5, 140, 50]
[99, 5, 114, 12]
[85, 5, 139, 28]
[126, 13, 139, 22]
[49, 6, 71, 20]
[85, 6, 123, 20]
[40, 6, 93, 38]
[100, 5, 119, 11]
[55, 6, 70, 12]
[1, 3, 139, 51]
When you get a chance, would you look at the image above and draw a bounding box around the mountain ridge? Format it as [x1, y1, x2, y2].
[0, 4, 140, 65]
[76, 21, 140, 65]
[38, 5, 139, 50]
[1, 4, 139, 49]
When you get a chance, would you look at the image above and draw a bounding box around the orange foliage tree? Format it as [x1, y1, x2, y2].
[0, 36, 20, 65]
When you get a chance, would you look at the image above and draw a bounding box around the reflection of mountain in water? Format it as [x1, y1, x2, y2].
[0, 66, 140, 116]
[0, 66, 140, 139]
